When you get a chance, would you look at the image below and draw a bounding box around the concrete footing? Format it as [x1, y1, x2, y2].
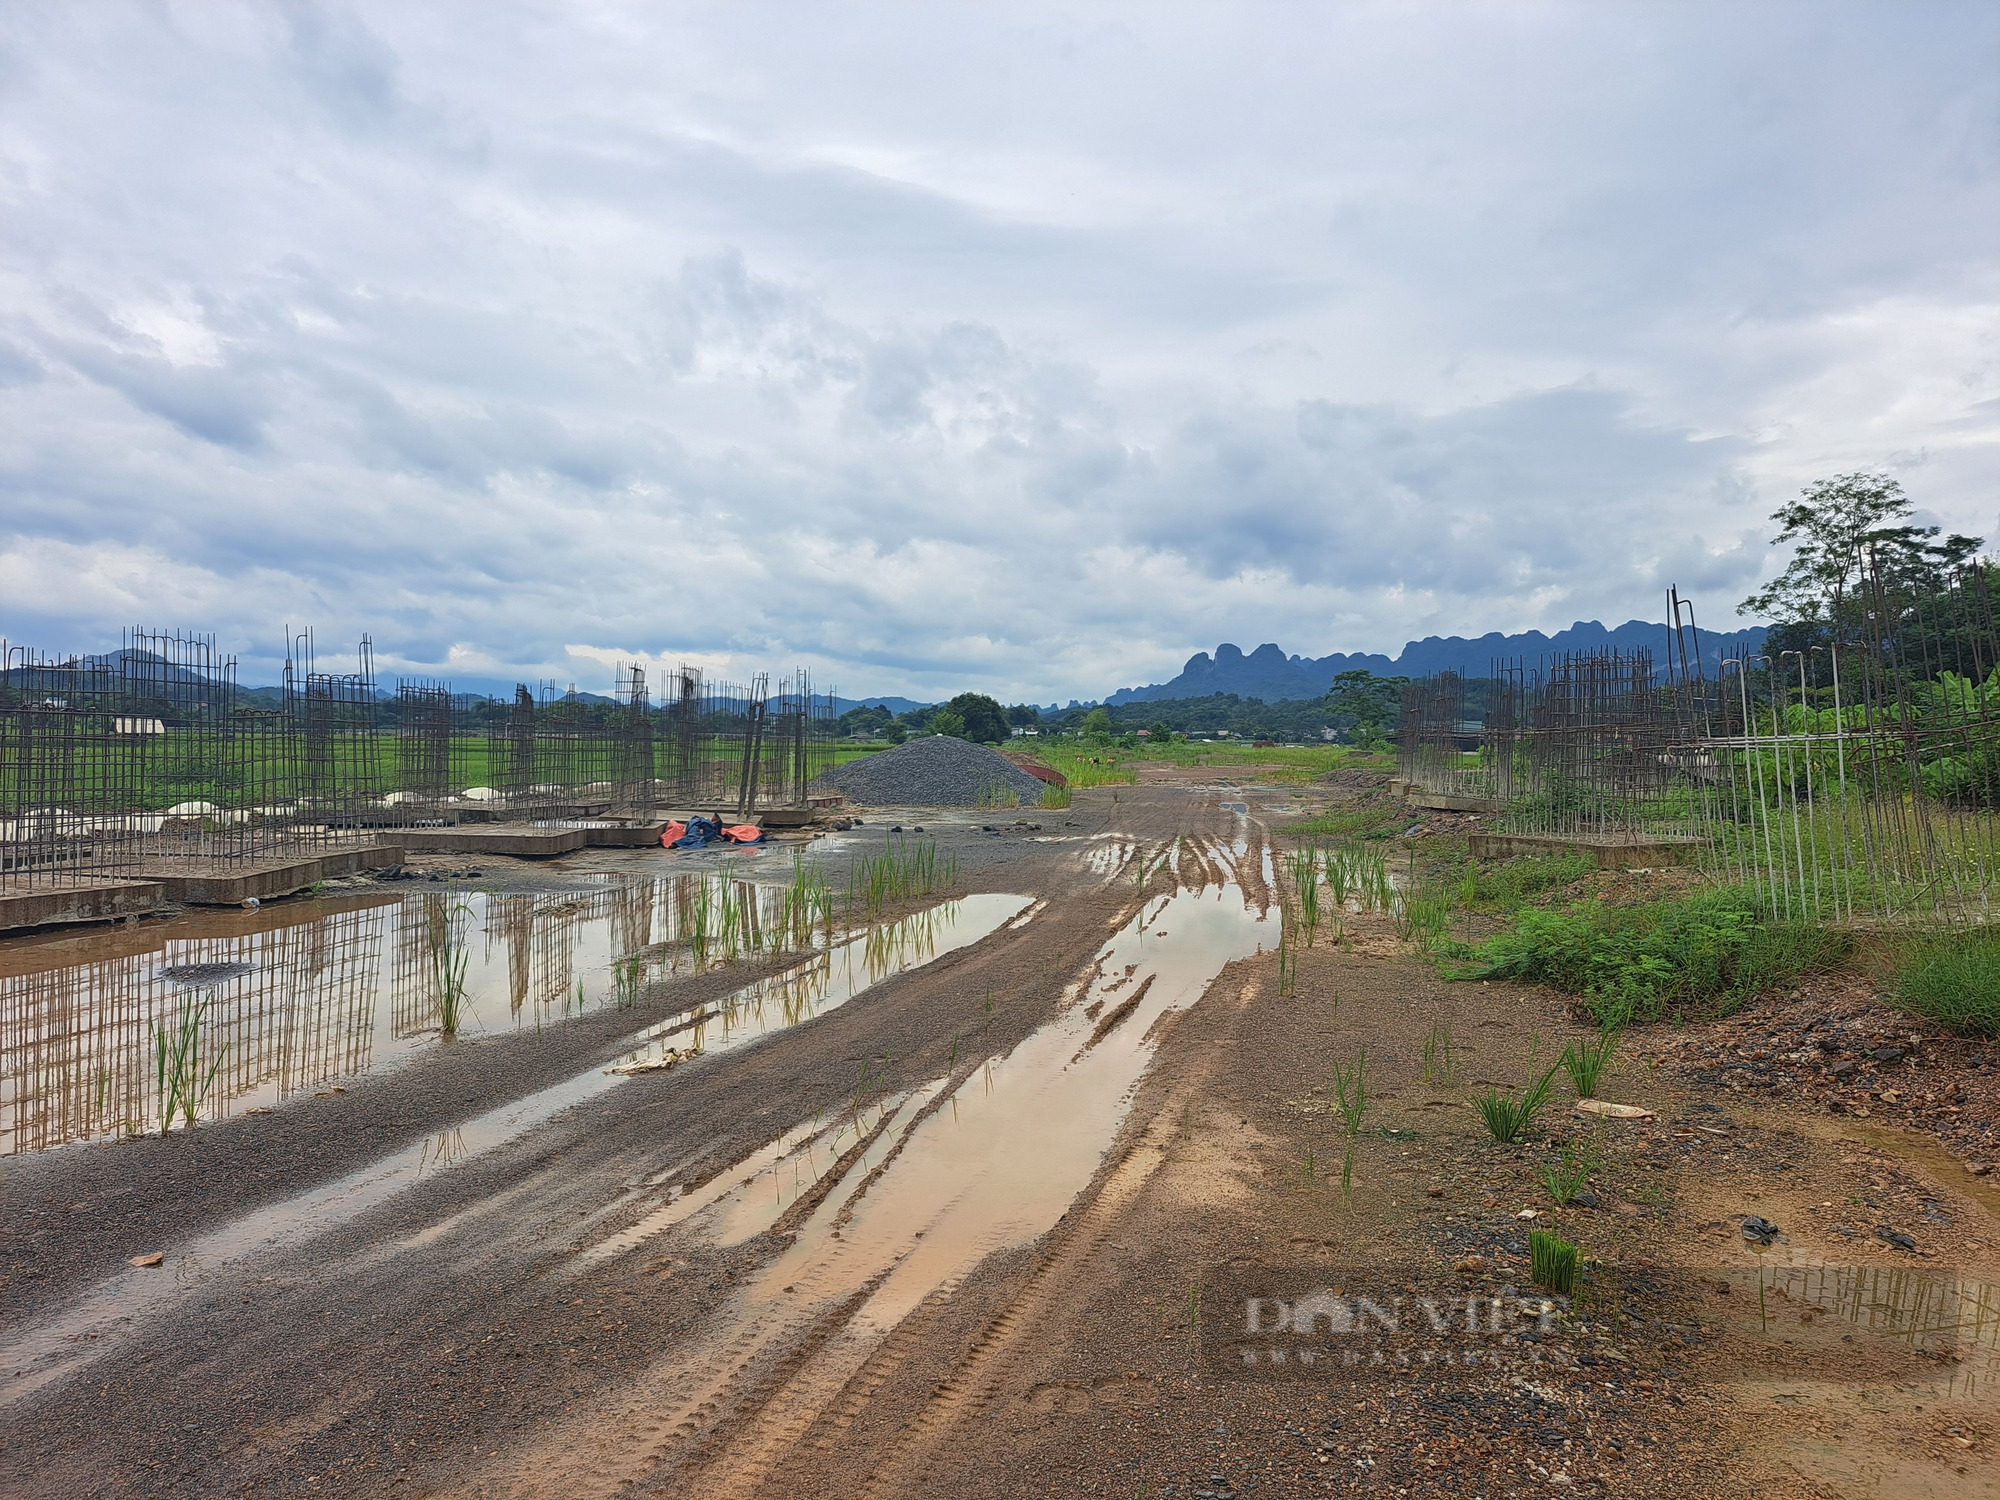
[397, 827, 588, 857]
[1388, 778, 1503, 814]
[129, 843, 406, 906]
[0, 879, 165, 934]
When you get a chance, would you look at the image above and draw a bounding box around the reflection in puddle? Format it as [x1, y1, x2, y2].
[0, 893, 1032, 1409]
[749, 877, 1272, 1330]
[1745, 1263, 2000, 1397]
[0, 872, 852, 1154]
[584, 863, 1272, 1485]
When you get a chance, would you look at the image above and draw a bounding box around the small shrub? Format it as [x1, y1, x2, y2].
[1462, 888, 1848, 1023]
[1891, 928, 2000, 1035]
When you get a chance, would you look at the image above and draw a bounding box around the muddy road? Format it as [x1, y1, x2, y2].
[4, 780, 1998, 1498]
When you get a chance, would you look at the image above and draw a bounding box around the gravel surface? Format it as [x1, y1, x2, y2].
[814, 735, 1050, 808]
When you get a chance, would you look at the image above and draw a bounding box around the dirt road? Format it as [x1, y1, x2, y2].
[4, 780, 1996, 1497]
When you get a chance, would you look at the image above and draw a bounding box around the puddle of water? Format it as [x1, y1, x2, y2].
[0, 871, 857, 1154]
[568, 864, 1276, 1491]
[1728, 1262, 2000, 1399]
[747, 875, 1273, 1331]
[0, 893, 1032, 1409]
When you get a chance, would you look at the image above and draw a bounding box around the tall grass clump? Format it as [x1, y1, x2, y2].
[1039, 782, 1072, 809]
[153, 998, 226, 1136]
[849, 834, 958, 916]
[1529, 1229, 1581, 1297]
[1462, 888, 1848, 1024]
[1323, 842, 1391, 912]
[1559, 1008, 1626, 1098]
[424, 887, 476, 1037]
[1472, 854, 1595, 909]
[777, 852, 836, 951]
[1395, 888, 1454, 952]
[1890, 927, 2000, 1035]
[1474, 1065, 1558, 1144]
[1539, 1139, 1598, 1206]
[1289, 846, 1323, 946]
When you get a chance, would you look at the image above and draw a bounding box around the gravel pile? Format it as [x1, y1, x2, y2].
[813, 735, 1052, 808]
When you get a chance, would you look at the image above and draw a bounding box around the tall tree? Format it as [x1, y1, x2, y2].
[1739, 472, 1980, 625]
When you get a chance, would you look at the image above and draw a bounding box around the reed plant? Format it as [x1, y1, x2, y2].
[423, 887, 476, 1037]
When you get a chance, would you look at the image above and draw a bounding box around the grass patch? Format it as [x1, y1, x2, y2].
[1460, 887, 1849, 1024]
[1472, 854, 1596, 910]
[1529, 1229, 1581, 1297]
[1890, 928, 2000, 1035]
[1559, 1011, 1624, 1098]
[1474, 1066, 1558, 1144]
[1539, 1140, 1598, 1206]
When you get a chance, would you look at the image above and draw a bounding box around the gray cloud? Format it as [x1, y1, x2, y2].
[0, 1, 1994, 699]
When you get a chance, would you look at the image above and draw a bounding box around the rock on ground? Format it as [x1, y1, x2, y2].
[814, 735, 1051, 808]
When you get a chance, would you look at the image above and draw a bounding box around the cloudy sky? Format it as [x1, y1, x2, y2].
[1, 3, 1994, 701]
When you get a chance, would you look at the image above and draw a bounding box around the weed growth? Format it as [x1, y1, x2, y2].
[1890, 927, 2000, 1034]
[1420, 1019, 1457, 1085]
[152, 998, 226, 1136]
[423, 887, 476, 1036]
[1331, 1049, 1368, 1198]
[1559, 1010, 1625, 1098]
[1463, 888, 1848, 1023]
[1539, 1139, 1598, 1205]
[1474, 1065, 1559, 1143]
[1529, 1229, 1581, 1296]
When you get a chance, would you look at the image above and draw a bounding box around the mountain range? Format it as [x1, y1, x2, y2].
[1101, 619, 1767, 706]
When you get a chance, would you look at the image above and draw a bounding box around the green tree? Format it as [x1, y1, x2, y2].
[1739, 472, 1981, 624]
[1145, 719, 1175, 744]
[944, 692, 1010, 744]
[929, 708, 967, 738]
[1005, 703, 1040, 728]
[1080, 707, 1114, 738]
[1325, 669, 1406, 744]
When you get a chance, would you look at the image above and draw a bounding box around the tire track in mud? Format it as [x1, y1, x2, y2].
[464, 796, 1260, 1500]
[675, 837, 1268, 1498]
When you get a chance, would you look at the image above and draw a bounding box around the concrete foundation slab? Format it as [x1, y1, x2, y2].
[1389, 779, 1503, 814]
[129, 844, 405, 905]
[397, 827, 586, 857]
[0, 879, 165, 935]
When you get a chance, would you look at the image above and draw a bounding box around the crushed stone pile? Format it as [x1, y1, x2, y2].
[813, 735, 1052, 808]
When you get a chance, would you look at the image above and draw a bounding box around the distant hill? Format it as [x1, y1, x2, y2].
[1103, 620, 1767, 705]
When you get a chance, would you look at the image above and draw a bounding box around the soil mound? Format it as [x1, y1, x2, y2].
[814, 735, 1051, 808]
